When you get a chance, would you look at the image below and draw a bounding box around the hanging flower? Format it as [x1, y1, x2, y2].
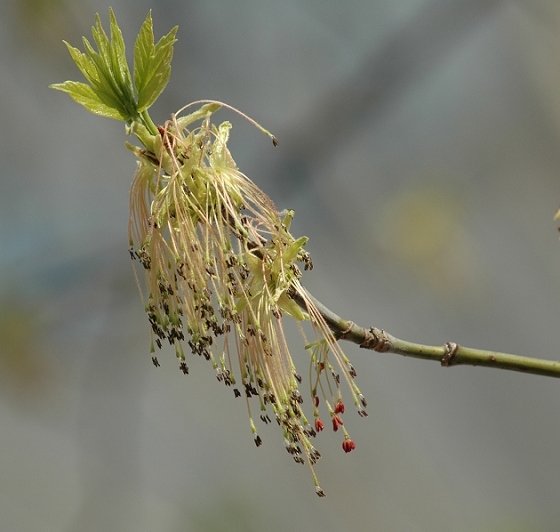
[51, 9, 367, 496]
[126, 102, 368, 494]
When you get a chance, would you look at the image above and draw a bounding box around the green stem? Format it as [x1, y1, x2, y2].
[139, 109, 159, 135]
[295, 290, 560, 379]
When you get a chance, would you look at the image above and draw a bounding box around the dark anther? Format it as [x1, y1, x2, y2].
[291, 390, 303, 404]
[310, 447, 321, 461]
[358, 394, 367, 408]
[179, 362, 189, 375]
[151, 357, 160, 367]
[289, 264, 302, 278]
[304, 425, 317, 438]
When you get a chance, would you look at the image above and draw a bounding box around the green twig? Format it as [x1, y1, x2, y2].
[296, 290, 560, 379]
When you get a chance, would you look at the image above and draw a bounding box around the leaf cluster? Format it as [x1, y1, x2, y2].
[50, 8, 177, 130]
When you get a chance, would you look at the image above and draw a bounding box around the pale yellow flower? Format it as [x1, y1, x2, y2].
[128, 102, 366, 495]
[51, 7, 366, 497]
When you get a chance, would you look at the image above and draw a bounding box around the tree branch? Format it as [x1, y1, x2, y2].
[295, 290, 560, 379]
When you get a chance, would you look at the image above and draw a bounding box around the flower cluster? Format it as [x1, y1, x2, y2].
[50, 8, 367, 496]
[128, 103, 367, 495]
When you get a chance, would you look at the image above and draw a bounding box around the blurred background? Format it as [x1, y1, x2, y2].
[2, 0, 560, 530]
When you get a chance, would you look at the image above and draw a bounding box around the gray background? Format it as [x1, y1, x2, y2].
[2, 0, 560, 530]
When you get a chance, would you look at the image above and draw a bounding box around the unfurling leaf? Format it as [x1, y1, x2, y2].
[48, 80, 127, 120]
[50, 8, 177, 128]
[134, 11, 178, 112]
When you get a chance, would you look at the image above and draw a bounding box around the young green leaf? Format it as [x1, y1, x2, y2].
[62, 41, 99, 87]
[50, 9, 142, 123]
[90, 9, 136, 119]
[134, 11, 178, 112]
[49, 80, 128, 120]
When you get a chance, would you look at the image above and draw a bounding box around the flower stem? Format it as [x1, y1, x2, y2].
[139, 109, 159, 135]
[295, 290, 560, 379]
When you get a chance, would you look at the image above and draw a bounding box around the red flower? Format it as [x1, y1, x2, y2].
[342, 438, 356, 453]
[332, 415, 343, 432]
[315, 418, 325, 432]
[334, 400, 345, 414]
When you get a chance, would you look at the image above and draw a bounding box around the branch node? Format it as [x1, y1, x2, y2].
[441, 342, 459, 367]
[360, 327, 391, 352]
[338, 321, 354, 339]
